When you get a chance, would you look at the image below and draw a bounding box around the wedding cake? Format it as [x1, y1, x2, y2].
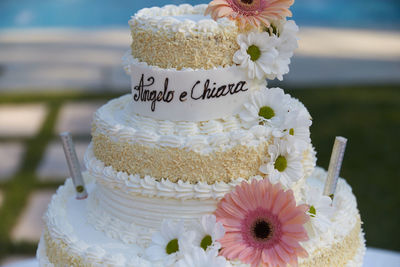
[37, 2, 365, 266]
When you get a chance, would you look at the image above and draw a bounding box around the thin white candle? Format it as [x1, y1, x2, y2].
[323, 136, 347, 199]
[60, 132, 88, 199]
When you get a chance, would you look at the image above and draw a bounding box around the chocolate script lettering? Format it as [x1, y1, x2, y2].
[133, 74, 248, 112]
[191, 80, 248, 100]
[132, 74, 174, 112]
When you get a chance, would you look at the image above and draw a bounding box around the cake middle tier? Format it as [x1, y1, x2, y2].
[91, 94, 316, 184]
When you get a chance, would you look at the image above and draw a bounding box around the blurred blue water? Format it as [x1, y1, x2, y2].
[0, 0, 399, 30]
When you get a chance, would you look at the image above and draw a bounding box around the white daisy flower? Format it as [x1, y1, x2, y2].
[260, 138, 304, 188]
[264, 19, 299, 81]
[274, 115, 311, 152]
[190, 215, 225, 252]
[233, 31, 279, 80]
[284, 125, 311, 152]
[145, 220, 195, 266]
[301, 185, 335, 237]
[247, 76, 268, 89]
[281, 117, 311, 152]
[276, 20, 299, 58]
[176, 247, 230, 267]
[287, 96, 312, 120]
[239, 87, 291, 129]
[266, 56, 290, 81]
[271, 97, 312, 152]
[331, 180, 358, 237]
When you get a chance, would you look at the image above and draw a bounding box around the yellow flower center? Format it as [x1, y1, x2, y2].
[258, 106, 275, 120]
[289, 128, 294, 135]
[166, 238, 179, 254]
[200, 235, 212, 250]
[309, 205, 317, 217]
[247, 45, 261, 61]
[274, 155, 287, 172]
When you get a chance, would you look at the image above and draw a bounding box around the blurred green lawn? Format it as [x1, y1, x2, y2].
[290, 85, 400, 252]
[0, 85, 399, 260]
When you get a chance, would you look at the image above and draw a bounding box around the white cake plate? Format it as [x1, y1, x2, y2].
[2, 248, 400, 267]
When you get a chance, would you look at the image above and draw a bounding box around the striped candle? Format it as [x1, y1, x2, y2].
[323, 136, 348, 199]
[60, 132, 88, 200]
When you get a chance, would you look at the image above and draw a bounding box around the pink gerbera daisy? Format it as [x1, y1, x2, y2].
[205, 0, 294, 29]
[215, 179, 309, 267]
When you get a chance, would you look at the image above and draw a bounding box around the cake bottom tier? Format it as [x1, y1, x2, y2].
[37, 168, 365, 267]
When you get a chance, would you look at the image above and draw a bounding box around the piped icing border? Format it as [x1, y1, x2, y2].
[92, 94, 271, 154]
[129, 4, 236, 34]
[123, 49, 261, 73]
[92, 93, 309, 154]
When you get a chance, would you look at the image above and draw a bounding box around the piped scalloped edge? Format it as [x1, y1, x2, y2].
[92, 94, 273, 155]
[122, 50, 240, 73]
[129, 4, 236, 34]
[85, 142, 315, 200]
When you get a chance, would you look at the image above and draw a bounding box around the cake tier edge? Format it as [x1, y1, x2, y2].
[37, 168, 365, 267]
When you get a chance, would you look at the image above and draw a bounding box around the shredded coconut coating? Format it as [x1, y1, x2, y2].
[92, 134, 267, 183]
[92, 134, 315, 184]
[299, 218, 363, 267]
[43, 230, 82, 266]
[130, 25, 239, 70]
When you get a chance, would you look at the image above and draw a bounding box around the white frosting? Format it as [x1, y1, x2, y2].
[88, 183, 217, 242]
[84, 144, 317, 239]
[169, 14, 209, 22]
[129, 4, 236, 34]
[38, 168, 364, 267]
[37, 236, 54, 267]
[84, 143, 311, 201]
[93, 94, 274, 154]
[123, 54, 254, 122]
[301, 168, 360, 255]
[39, 176, 148, 266]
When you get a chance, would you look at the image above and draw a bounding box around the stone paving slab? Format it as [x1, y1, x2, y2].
[37, 140, 89, 181]
[0, 28, 130, 91]
[0, 142, 25, 181]
[0, 256, 32, 266]
[0, 104, 47, 137]
[11, 189, 56, 242]
[55, 101, 104, 135]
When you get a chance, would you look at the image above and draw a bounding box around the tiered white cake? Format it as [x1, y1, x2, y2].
[37, 3, 365, 267]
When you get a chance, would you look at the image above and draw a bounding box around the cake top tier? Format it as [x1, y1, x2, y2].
[129, 2, 297, 71]
[129, 4, 239, 70]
